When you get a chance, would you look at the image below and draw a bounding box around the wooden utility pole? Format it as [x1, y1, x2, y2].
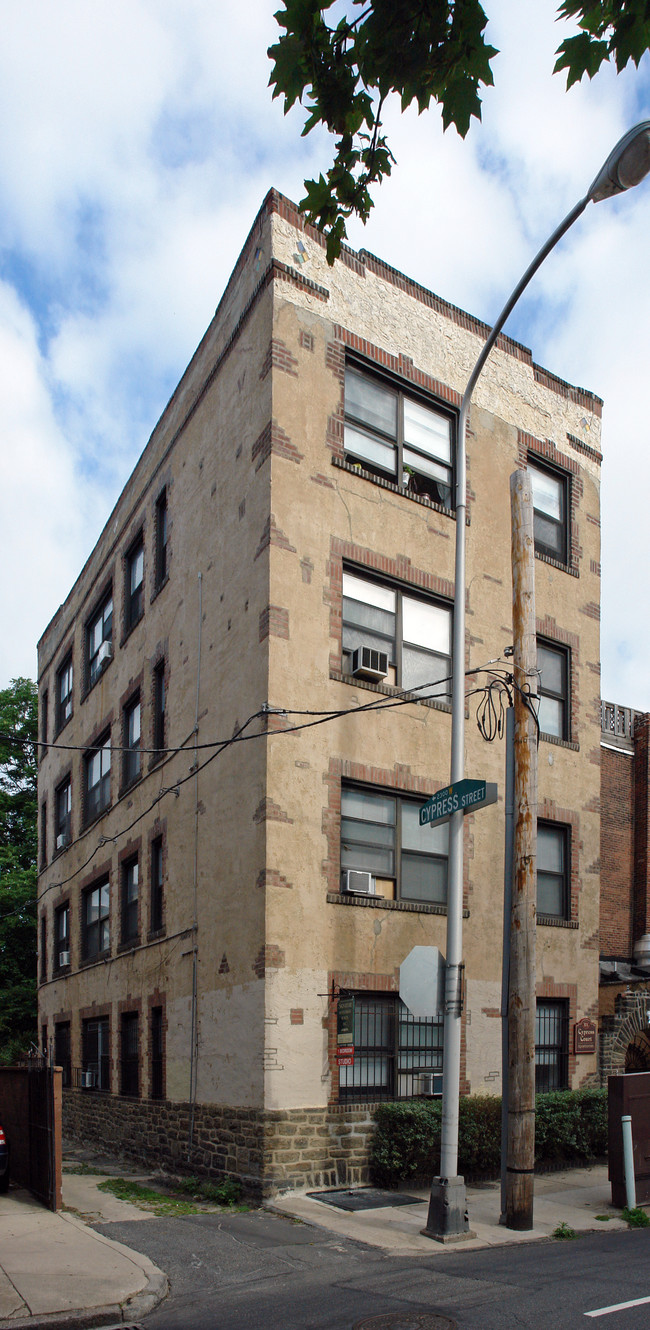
[505, 470, 538, 1230]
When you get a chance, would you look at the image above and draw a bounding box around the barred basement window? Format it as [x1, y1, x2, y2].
[82, 1016, 110, 1091]
[535, 1000, 569, 1092]
[338, 994, 443, 1103]
[150, 1006, 164, 1100]
[120, 1012, 139, 1097]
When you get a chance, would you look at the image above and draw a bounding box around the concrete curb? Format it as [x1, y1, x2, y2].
[0, 1260, 168, 1330]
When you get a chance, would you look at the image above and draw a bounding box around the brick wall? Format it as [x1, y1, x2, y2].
[600, 745, 634, 957]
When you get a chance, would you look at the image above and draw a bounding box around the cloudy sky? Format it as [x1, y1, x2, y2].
[1, 0, 649, 710]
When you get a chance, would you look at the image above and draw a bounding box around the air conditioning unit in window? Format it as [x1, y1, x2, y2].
[419, 1072, 443, 1097]
[97, 640, 113, 668]
[59, 950, 70, 968]
[80, 1071, 96, 1089]
[351, 646, 388, 681]
[343, 869, 376, 896]
[56, 832, 69, 851]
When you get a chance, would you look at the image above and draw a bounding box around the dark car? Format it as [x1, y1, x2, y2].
[0, 1122, 9, 1192]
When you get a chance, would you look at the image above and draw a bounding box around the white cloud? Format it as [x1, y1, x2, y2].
[0, 0, 649, 708]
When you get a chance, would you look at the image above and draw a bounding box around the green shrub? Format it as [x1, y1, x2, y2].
[369, 1087, 607, 1187]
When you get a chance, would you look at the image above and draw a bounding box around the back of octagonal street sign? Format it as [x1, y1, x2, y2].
[399, 945, 446, 1019]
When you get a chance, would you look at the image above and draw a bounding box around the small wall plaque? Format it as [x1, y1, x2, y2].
[574, 1018, 597, 1054]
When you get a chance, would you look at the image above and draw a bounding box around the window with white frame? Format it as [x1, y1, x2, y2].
[55, 777, 71, 850]
[342, 570, 452, 699]
[529, 461, 568, 564]
[82, 880, 110, 960]
[344, 365, 454, 507]
[341, 785, 448, 904]
[87, 592, 113, 687]
[56, 654, 73, 732]
[85, 733, 111, 822]
[123, 695, 141, 788]
[125, 536, 144, 631]
[537, 639, 569, 739]
[54, 903, 70, 970]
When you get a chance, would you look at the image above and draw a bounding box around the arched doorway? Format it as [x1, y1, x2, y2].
[625, 1031, 650, 1072]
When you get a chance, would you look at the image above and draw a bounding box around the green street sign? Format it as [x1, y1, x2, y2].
[419, 779, 498, 827]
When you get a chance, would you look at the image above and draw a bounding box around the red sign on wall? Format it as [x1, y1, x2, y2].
[573, 1018, 597, 1054]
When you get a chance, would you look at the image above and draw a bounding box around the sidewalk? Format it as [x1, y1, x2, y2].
[0, 1163, 630, 1328]
[0, 1178, 167, 1330]
[270, 1163, 629, 1255]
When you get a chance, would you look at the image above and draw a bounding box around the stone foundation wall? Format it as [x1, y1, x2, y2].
[62, 1093, 376, 1197]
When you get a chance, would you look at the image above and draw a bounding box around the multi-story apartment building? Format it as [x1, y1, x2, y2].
[37, 190, 603, 1196]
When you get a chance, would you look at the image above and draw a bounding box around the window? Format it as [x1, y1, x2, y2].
[529, 461, 568, 564]
[338, 994, 443, 1103]
[82, 1016, 110, 1091]
[83, 880, 110, 960]
[121, 857, 139, 944]
[87, 592, 113, 687]
[535, 1000, 569, 1092]
[342, 571, 452, 699]
[123, 695, 141, 788]
[55, 777, 72, 850]
[341, 785, 448, 904]
[537, 822, 569, 918]
[56, 654, 73, 732]
[344, 365, 453, 508]
[85, 732, 111, 822]
[120, 1012, 139, 1096]
[125, 537, 144, 631]
[40, 915, 47, 982]
[54, 903, 70, 970]
[155, 489, 168, 588]
[40, 799, 47, 868]
[537, 639, 569, 739]
[40, 689, 48, 760]
[150, 1006, 164, 1099]
[153, 661, 166, 758]
[150, 836, 164, 933]
[54, 1021, 71, 1088]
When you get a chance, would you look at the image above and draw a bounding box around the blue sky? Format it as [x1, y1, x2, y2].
[1, 0, 650, 708]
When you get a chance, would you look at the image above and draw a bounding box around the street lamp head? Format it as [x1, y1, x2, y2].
[588, 121, 650, 203]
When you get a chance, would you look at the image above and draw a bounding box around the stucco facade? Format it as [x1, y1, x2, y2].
[37, 190, 602, 1195]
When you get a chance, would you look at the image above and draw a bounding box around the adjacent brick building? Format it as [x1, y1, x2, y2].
[37, 190, 603, 1195]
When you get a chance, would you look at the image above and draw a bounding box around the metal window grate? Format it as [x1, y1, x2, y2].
[339, 995, 443, 1104]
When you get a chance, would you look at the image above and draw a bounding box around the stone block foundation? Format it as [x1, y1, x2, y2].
[62, 1093, 376, 1198]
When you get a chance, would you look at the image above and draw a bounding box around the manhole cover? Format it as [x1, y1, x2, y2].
[353, 1316, 456, 1330]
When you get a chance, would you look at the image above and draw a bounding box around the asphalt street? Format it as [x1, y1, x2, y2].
[93, 1211, 650, 1330]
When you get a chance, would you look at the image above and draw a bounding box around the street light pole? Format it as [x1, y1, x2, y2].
[423, 120, 650, 1243]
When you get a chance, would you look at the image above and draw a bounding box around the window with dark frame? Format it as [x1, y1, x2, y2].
[123, 695, 141, 788]
[120, 1012, 139, 1096]
[342, 569, 452, 699]
[54, 1021, 71, 1088]
[537, 639, 569, 739]
[40, 689, 48, 759]
[40, 799, 47, 867]
[153, 661, 165, 758]
[82, 1016, 110, 1090]
[150, 836, 164, 933]
[155, 488, 168, 588]
[40, 915, 47, 982]
[125, 537, 144, 631]
[537, 821, 570, 918]
[56, 654, 73, 732]
[151, 1006, 164, 1099]
[86, 591, 113, 687]
[55, 777, 72, 850]
[338, 994, 443, 1103]
[535, 999, 569, 1092]
[121, 856, 139, 944]
[344, 364, 454, 508]
[54, 903, 70, 970]
[341, 784, 448, 904]
[82, 880, 110, 960]
[529, 460, 568, 564]
[85, 732, 111, 822]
